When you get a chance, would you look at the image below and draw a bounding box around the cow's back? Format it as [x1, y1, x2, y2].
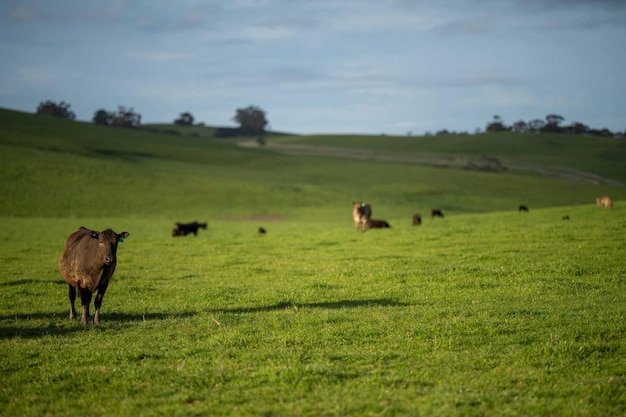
[59, 227, 105, 291]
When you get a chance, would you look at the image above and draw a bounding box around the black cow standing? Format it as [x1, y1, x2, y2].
[172, 221, 207, 237]
[431, 209, 444, 218]
[59, 227, 129, 325]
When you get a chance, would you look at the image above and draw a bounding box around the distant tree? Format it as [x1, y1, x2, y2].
[543, 114, 565, 133]
[92, 109, 110, 125]
[567, 122, 589, 135]
[528, 119, 546, 133]
[486, 115, 509, 132]
[91, 106, 140, 128]
[232, 105, 268, 136]
[511, 120, 529, 133]
[174, 112, 194, 126]
[36, 100, 76, 120]
[109, 106, 141, 128]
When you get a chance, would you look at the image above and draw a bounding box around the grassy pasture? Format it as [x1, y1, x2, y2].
[1, 109, 625, 416]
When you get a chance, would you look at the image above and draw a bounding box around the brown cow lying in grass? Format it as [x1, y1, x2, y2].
[596, 196, 613, 208]
[412, 214, 422, 226]
[59, 226, 129, 325]
[352, 201, 372, 232]
[172, 221, 207, 237]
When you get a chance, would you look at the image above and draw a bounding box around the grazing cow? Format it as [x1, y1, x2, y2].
[368, 219, 391, 228]
[596, 196, 613, 208]
[59, 227, 129, 325]
[172, 221, 207, 237]
[562, 214, 570, 220]
[352, 201, 372, 232]
[258, 227, 266, 235]
[431, 209, 444, 218]
[412, 213, 422, 226]
[519, 205, 529, 212]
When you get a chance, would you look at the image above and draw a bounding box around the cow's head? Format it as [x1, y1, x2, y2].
[89, 229, 130, 265]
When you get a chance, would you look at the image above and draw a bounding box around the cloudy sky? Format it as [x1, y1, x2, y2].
[1, 0, 625, 135]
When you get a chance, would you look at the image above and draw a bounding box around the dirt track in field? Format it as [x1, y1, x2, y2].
[238, 141, 625, 187]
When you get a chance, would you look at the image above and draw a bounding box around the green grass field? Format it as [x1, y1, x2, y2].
[1, 109, 625, 416]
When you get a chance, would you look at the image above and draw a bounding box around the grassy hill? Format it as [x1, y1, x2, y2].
[1, 108, 624, 221]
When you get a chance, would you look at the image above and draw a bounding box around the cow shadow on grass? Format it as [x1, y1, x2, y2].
[0, 311, 197, 339]
[205, 298, 411, 314]
[0, 299, 410, 339]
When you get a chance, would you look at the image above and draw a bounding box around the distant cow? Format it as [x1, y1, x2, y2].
[172, 221, 207, 237]
[258, 227, 266, 235]
[562, 214, 570, 220]
[368, 219, 391, 228]
[431, 209, 444, 218]
[596, 196, 613, 208]
[412, 213, 422, 226]
[519, 205, 529, 212]
[59, 227, 129, 325]
[352, 201, 372, 232]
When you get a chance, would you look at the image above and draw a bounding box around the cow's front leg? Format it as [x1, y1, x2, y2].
[68, 284, 77, 320]
[78, 287, 92, 326]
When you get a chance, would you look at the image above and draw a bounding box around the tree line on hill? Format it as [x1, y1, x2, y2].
[427, 114, 622, 138]
[482, 114, 620, 137]
[36, 100, 622, 138]
[35, 100, 268, 138]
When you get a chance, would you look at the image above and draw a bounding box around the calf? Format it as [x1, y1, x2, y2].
[59, 227, 129, 325]
[519, 205, 529, 212]
[412, 214, 422, 226]
[352, 201, 372, 232]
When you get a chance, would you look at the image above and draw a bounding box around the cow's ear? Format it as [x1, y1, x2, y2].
[117, 232, 129, 242]
[89, 231, 99, 239]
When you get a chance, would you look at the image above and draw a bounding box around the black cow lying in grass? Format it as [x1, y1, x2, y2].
[368, 219, 391, 228]
[172, 221, 207, 237]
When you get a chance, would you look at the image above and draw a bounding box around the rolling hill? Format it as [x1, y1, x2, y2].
[1, 107, 624, 221]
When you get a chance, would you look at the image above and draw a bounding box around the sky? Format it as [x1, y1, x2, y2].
[1, 0, 625, 135]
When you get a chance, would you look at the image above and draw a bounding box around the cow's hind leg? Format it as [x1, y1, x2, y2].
[77, 287, 92, 326]
[68, 284, 77, 320]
